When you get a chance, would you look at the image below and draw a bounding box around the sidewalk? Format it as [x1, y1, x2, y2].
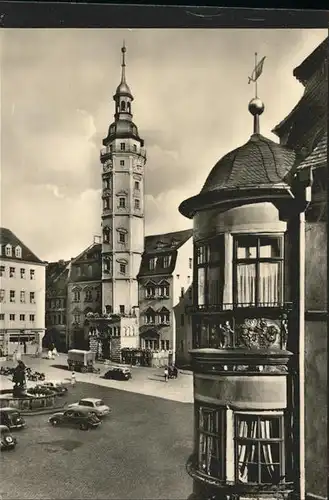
[0, 354, 194, 404]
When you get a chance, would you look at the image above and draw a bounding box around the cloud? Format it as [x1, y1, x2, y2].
[1, 28, 327, 261]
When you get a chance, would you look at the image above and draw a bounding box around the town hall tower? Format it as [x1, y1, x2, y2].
[100, 43, 146, 348]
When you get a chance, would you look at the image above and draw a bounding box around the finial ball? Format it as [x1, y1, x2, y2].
[121, 46, 126, 53]
[248, 98, 265, 116]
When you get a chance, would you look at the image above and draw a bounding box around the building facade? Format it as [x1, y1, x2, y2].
[0, 228, 46, 357]
[179, 38, 327, 500]
[67, 241, 102, 350]
[138, 229, 193, 360]
[87, 43, 146, 360]
[45, 259, 70, 352]
[174, 284, 193, 368]
[272, 38, 327, 500]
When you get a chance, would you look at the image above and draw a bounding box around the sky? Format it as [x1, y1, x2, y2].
[1, 28, 327, 262]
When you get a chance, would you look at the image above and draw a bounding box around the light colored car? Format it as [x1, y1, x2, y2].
[67, 398, 111, 417]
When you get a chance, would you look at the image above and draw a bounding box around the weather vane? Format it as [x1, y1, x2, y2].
[248, 52, 266, 98]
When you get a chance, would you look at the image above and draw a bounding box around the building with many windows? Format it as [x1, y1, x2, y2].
[67, 241, 102, 350]
[138, 229, 193, 359]
[179, 37, 327, 500]
[85, 43, 146, 360]
[44, 259, 71, 352]
[0, 228, 46, 357]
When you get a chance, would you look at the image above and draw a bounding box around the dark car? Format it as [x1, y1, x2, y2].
[48, 409, 101, 430]
[0, 408, 26, 430]
[0, 425, 17, 451]
[104, 367, 132, 381]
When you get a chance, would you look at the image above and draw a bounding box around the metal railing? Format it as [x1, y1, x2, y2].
[187, 302, 292, 314]
[100, 146, 146, 160]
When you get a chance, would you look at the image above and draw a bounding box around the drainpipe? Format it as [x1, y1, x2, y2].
[295, 167, 312, 500]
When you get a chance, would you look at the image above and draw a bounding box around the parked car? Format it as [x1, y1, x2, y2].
[48, 409, 101, 430]
[0, 408, 26, 430]
[0, 425, 17, 451]
[104, 367, 132, 381]
[39, 381, 68, 395]
[67, 398, 111, 417]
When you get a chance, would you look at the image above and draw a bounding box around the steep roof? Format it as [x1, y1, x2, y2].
[293, 37, 328, 84]
[138, 229, 193, 278]
[144, 229, 193, 255]
[0, 227, 43, 264]
[297, 132, 327, 171]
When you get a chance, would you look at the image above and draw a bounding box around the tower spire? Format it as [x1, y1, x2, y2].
[121, 41, 127, 83]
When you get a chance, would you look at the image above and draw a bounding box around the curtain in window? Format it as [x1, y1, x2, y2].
[237, 264, 256, 306]
[199, 410, 222, 478]
[259, 263, 280, 306]
[207, 266, 222, 305]
[238, 417, 280, 483]
[238, 418, 258, 482]
[198, 268, 206, 306]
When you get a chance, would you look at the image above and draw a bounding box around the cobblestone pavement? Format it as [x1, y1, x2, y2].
[0, 381, 194, 500]
[0, 353, 194, 404]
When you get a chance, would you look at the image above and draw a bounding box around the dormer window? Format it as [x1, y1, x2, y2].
[163, 255, 171, 268]
[5, 244, 12, 257]
[149, 257, 157, 270]
[15, 246, 22, 258]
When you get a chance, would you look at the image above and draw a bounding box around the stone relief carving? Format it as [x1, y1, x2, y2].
[236, 318, 281, 349]
[103, 160, 113, 172]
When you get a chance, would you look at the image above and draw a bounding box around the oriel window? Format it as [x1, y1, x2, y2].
[195, 236, 225, 308]
[234, 235, 283, 307]
[235, 412, 285, 485]
[197, 405, 226, 480]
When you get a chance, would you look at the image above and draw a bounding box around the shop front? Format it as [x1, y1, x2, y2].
[0, 330, 44, 358]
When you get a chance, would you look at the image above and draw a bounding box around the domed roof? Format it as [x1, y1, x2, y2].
[103, 119, 140, 145]
[108, 120, 139, 138]
[179, 133, 297, 219]
[115, 81, 133, 98]
[202, 133, 296, 193]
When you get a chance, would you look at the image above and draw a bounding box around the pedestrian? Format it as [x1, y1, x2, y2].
[53, 346, 59, 357]
[71, 371, 76, 387]
[48, 349, 52, 360]
[164, 366, 169, 382]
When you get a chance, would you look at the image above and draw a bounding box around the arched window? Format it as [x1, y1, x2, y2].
[127, 102, 131, 113]
[121, 101, 126, 111]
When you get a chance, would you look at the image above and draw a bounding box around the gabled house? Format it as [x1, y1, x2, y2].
[138, 229, 193, 359]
